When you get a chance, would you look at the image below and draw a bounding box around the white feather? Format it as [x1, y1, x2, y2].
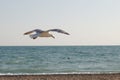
[29, 34, 40, 39]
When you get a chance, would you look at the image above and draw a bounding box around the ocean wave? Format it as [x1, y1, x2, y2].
[0, 72, 120, 75]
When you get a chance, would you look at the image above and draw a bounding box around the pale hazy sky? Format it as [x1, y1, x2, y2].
[0, 0, 120, 46]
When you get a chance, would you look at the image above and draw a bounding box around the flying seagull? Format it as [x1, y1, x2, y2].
[24, 29, 70, 39]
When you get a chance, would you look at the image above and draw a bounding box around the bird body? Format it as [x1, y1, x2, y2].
[40, 32, 51, 37]
[39, 31, 55, 38]
[24, 29, 69, 39]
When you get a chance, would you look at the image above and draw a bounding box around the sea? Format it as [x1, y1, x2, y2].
[0, 46, 120, 75]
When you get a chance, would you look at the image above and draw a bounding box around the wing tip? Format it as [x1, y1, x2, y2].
[24, 33, 28, 35]
[64, 32, 70, 35]
[24, 31, 34, 35]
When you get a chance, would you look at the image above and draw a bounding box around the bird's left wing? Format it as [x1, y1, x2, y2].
[24, 30, 35, 35]
[47, 29, 70, 35]
[24, 29, 43, 35]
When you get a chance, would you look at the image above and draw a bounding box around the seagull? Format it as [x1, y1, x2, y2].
[24, 29, 70, 39]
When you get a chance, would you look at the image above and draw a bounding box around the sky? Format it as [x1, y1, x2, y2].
[0, 0, 120, 46]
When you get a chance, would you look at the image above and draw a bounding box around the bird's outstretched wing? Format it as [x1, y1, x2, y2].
[24, 30, 34, 35]
[47, 29, 70, 35]
[24, 29, 43, 35]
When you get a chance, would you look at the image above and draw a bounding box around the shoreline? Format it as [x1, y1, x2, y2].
[0, 73, 120, 80]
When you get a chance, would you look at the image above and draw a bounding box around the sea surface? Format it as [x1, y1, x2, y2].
[0, 46, 120, 74]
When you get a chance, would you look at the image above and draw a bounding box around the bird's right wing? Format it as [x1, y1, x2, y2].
[47, 29, 70, 35]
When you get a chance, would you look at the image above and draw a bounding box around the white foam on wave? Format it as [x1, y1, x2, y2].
[0, 72, 120, 75]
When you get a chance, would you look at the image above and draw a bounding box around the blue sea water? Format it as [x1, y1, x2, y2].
[0, 46, 120, 74]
